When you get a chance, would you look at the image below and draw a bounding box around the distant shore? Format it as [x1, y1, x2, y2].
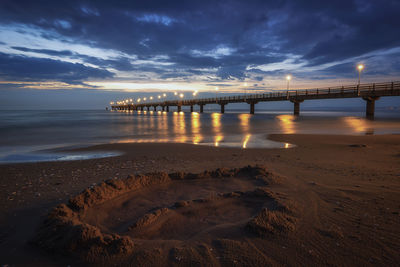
[0, 134, 399, 265]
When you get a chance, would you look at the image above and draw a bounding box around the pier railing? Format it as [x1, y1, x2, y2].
[111, 81, 400, 118]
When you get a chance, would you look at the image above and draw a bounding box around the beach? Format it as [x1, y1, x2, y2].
[1, 133, 399, 266]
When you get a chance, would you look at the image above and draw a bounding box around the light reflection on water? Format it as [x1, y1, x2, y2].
[276, 114, 295, 134]
[107, 111, 400, 149]
[0, 110, 399, 163]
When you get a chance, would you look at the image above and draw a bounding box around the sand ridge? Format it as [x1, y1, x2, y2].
[32, 166, 293, 264]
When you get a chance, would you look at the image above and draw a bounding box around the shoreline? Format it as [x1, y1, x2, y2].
[1, 133, 400, 265]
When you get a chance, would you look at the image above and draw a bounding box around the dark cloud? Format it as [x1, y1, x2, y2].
[11, 46, 75, 56]
[0, 0, 399, 83]
[0, 52, 114, 84]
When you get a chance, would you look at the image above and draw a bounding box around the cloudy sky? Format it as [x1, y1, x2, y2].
[0, 0, 399, 108]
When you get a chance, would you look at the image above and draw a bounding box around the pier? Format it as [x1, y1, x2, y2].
[111, 81, 400, 118]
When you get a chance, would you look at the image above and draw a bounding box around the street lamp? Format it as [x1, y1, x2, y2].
[244, 82, 248, 100]
[286, 75, 292, 99]
[286, 75, 292, 90]
[357, 64, 364, 85]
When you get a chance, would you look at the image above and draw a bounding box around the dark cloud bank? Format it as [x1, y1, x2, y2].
[0, 0, 399, 98]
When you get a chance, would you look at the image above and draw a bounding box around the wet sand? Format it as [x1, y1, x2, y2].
[0, 134, 400, 266]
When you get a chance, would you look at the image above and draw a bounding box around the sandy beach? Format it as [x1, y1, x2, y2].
[1, 133, 400, 266]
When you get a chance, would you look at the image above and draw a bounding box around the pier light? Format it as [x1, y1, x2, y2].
[244, 82, 248, 99]
[163, 93, 167, 97]
[144, 97, 147, 101]
[130, 99, 133, 102]
[357, 64, 364, 85]
[150, 96, 153, 100]
[158, 95, 161, 99]
[174, 92, 178, 96]
[137, 98, 141, 102]
[179, 93, 184, 98]
[286, 75, 292, 91]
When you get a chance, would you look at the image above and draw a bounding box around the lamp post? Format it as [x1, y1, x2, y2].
[244, 82, 248, 101]
[286, 75, 292, 90]
[357, 64, 364, 85]
[286, 75, 292, 99]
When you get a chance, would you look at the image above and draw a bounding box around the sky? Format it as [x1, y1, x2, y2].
[0, 0, 399, 109]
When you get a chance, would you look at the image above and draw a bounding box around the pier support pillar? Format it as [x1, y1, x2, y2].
[290, 99, 304, 116]
[177, 105, 182, 112]
[363, 96, 380, 119]
[248, 102, 258, 114]
[147, 106, 150, 111]
[140, 106, 144, 111]
[199, 104, 204, 113]
[166, 106, 169, 112]
[220, 103, 226, 114]
[190, 105, 193, 112]
[153, 106, 157, 111]
[162, 106, 165, 111]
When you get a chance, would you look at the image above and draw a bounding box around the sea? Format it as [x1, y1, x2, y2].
[0, 109, 399, 163]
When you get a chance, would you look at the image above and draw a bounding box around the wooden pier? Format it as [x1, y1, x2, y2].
[111, 81, 400, 118]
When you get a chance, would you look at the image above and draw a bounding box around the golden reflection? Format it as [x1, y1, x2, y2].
[215, 135, 223, 147]
[149, 111, 155, 130]
[173, 111, 187, 142]
[285, 143, 289, 149]
[157, 109, 168, 136]
[115, 138, 170, 144]
[211, 113, 224, 146]
[191, 112, 203, 144]
[212, 113, 221, 129]
[343, 117, 368, 133]
[239, 113, 250, 132]
[242, 134, 251, 148]
[276, 115, 295, 134]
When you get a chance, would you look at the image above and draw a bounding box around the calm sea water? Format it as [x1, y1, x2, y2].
[0, 109, 399, 163]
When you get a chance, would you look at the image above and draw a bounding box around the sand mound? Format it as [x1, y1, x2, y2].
[33, 166, 294, 264]
[246, 208, 296, 237]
